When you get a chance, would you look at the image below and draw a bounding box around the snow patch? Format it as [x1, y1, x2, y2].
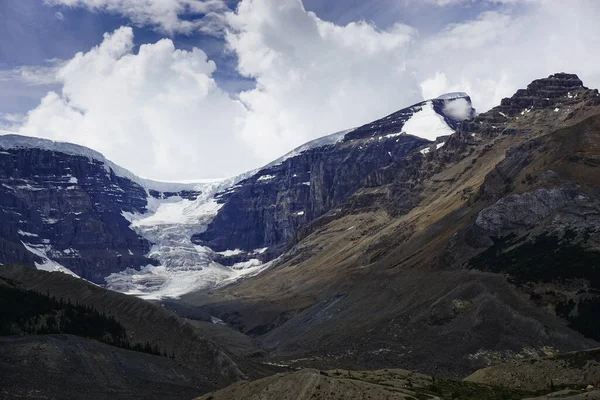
[402, 101, 455, 141]
[18, 230, 38, 237]
[22, 242, 80, 278]
[211, 316, 226, 325]
[257, 174, 275, 182]
[217, 249, 244, 257]
[436, 92, 469, 100]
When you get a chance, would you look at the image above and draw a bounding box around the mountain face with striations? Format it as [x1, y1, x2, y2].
[0, 92, 474, 295]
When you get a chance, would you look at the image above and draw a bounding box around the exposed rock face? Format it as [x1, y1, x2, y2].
[193, 136, 429, 254]
[475, 185, 584, 236]
[461, 73, 600, 137]
[0, 147, 157, 282]
[193, 94, 474, 256]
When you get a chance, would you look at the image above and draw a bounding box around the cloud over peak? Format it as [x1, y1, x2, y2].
[10, 0, 600, 180]
[226, 0, 421, 161]
[19, 26, 251, 180]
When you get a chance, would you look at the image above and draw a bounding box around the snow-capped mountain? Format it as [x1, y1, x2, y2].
[0, 93, 474, 298]
[193, 93, 475, 259]
[0, 132, 264, 297]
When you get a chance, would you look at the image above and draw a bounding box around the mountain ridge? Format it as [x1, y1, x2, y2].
[177, 73, 600, 379]
[0, 91, 475, 296]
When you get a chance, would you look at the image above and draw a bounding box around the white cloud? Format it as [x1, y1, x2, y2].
[55, 11, 65, 20]
[12, 0, 600, 180]
[0, 113, 26, 131]
[417, 0, 545, 5]
[226, 0, 422, 162]
[18, 27, 254, 180]
[415, 0, 600, 111]
[0, 61, 63, 86]
[44, 0, 229, 35]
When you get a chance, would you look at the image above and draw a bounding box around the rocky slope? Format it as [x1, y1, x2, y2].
[196, 367, 551, 400]
[466, 347, 600, 392]
[178, 73, 600, 379]
[0, 264, 262, 387]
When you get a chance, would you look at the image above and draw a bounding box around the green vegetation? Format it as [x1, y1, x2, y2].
[0, 281, 168, 357]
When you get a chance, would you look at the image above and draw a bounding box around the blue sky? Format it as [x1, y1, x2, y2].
[0, 0, 498, 99]
[1, 0, 599, 180]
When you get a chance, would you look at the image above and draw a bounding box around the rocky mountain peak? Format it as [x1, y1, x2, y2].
[498, 73, 591, 114]
[459, 73, 600, 138]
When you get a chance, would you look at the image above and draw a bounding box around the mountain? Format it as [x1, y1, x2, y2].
[0, 91, 474, 298]
[3, 73, 600, 398]
[192, 92, 475, 261]
[0, 133, 275, 296]
[177, 73, 600, 379]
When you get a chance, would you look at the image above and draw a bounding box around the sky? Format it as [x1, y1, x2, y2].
[1, 0, 600, 181]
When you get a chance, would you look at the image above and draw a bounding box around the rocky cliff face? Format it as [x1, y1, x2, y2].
[0, 136, 204, 283]
[193, 94, 475, 259]
[0, 145, 153, 282]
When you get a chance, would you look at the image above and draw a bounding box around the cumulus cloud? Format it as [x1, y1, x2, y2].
[13, 0, 600, 180]
[18, 27, 253, 180]
[44, 0, 229, 35]
[415, 0, 600, 111]
[227, 0, 421, 160]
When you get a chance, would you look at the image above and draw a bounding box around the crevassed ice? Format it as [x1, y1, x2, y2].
[107, 191, 273, 300]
